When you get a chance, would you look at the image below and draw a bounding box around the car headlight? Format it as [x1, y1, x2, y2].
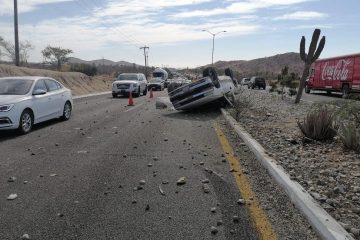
[132, 84, 138, 89]
[0, 104, 14, 112]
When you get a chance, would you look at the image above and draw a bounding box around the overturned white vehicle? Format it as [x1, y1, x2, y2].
[168, 68, 238, 110]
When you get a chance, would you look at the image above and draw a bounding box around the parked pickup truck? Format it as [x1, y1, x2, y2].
[168, 68, 237, 110]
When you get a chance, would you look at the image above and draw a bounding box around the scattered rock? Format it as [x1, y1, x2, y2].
[145, 204, 150, 211]
[201, 179, 210, 184]
[159, 185, 165, 195]
[350, 228, 360, 236]
[7, 194, 18, 200]
[7, 177, 16, 182]
[176, 177, 186, 185]
[210, 207, 216, 213]
[210, 226, 218, 235]
[233, 215, 240, 223]
[202, 184, 210, 193]
[237, 199, 246, 205]
[21, 234, 30, 239]
[139, 180, 146, 185]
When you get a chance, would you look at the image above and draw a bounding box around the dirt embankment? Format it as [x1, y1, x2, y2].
[0, 64, 114, 96]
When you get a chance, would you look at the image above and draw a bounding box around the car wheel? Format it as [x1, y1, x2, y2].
[112, 93, 117, 98]
[143, 87, 147, 96]
[134, 87, 140, 97]
[305, 85, 310, 94]
[62, 101, 72, 121]
[18, 110, 33, 134]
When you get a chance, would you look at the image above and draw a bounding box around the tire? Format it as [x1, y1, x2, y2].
[61, 101, 72, 121]
[134, 87, 140, 97]
[305, 85, 310, 94]
[326, 90, 331, 95]
[112, 93, 117, 98]
[18, 110, 33, 134]
[143, 87, 147, 96]
[342, 85, 349, 98]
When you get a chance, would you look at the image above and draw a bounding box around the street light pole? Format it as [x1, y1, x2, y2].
[202, 30, 226, 65]
[14, 0, 20, 66]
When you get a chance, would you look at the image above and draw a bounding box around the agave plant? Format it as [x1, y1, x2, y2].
[339, 123, 360, 152]
[297, 106, 338, 141]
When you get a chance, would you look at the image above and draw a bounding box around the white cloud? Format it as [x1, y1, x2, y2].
[274, 11, 328, 20]
[0, 0, 74, 16]
[172, 0, 315, 18]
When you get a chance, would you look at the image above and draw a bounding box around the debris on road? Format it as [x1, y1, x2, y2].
[202, 184, 210, 193]
[145, 204, 150, 211]
[7, 177, 16, 182]
[159, 185, 165, 195]
[176, 177, 186, 185]
[7, 193, 18, 200]
[237, 199, 246, 205]
[21, 234, 30, 239]
[210, 226, 218, 235]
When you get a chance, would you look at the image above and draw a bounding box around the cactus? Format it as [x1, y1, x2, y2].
[295, 29, 326, 104]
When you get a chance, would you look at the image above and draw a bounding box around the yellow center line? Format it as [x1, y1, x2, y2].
[214, 124, 278, 240]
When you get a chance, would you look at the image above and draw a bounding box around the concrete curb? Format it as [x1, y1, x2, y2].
[220, 108, 354, 240]
[73, 91, 111, 100]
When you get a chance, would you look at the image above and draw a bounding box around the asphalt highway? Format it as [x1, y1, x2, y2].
[0, 92, 317, 240]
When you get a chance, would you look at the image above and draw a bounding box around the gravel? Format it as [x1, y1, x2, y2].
[229, 89, 360, 239]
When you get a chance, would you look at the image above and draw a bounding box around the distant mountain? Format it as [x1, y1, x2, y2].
[67, 57, 138, 67]
[199, 52, 304, 79]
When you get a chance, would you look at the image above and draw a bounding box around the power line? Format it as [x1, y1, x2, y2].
[76, 0, 145, 48]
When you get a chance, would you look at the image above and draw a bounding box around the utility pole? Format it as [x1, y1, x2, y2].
[140, 46, 149, 78]
[14, 0, 20, 66]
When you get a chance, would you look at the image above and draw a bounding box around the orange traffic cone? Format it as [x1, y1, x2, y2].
[149, 88, 154, 98]
[128, 92, 134, 106]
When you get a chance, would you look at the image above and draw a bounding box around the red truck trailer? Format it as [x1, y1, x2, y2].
[305, 53, 360, 97]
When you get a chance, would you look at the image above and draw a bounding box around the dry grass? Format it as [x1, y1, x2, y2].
[0, 64, 114, 96]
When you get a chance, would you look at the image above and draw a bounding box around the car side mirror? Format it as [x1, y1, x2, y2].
[33, 89, 47, 95]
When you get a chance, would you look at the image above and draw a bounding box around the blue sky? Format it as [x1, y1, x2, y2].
[0, 0, 359, 68]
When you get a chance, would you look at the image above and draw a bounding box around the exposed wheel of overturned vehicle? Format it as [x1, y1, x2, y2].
[225, 68, 238, 86]
[203, 67, 220, 88]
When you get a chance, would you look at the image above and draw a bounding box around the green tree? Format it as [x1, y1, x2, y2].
[42, 45, 73, 70]
[277, 66, 299, 99]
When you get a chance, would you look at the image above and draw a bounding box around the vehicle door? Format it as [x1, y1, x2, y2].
[31, 79, 51, 122]
[44, 79, 63, 117]
[139, 74, 147, 92]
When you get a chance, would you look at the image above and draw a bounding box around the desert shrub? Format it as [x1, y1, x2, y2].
[289, 88, 297, 96]
[233, 88, 255, 121]
[269, 81, 277, 92]
[70, 63, 97, 76]
[333, 100, 360, 128]
[345, 93, 360, 100]
[339, 123, 360, 152]
[297, 106, 338, 141]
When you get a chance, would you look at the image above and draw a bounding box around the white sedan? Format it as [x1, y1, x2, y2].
[0, 76, 73, 134]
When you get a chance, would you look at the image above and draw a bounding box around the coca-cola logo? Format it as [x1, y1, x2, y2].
[322, 59, 351, 81]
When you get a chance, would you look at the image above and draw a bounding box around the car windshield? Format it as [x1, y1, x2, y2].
[0, 79, 34, 95]
[153, 72, 164, 78]
[118, 74, 138, 81]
